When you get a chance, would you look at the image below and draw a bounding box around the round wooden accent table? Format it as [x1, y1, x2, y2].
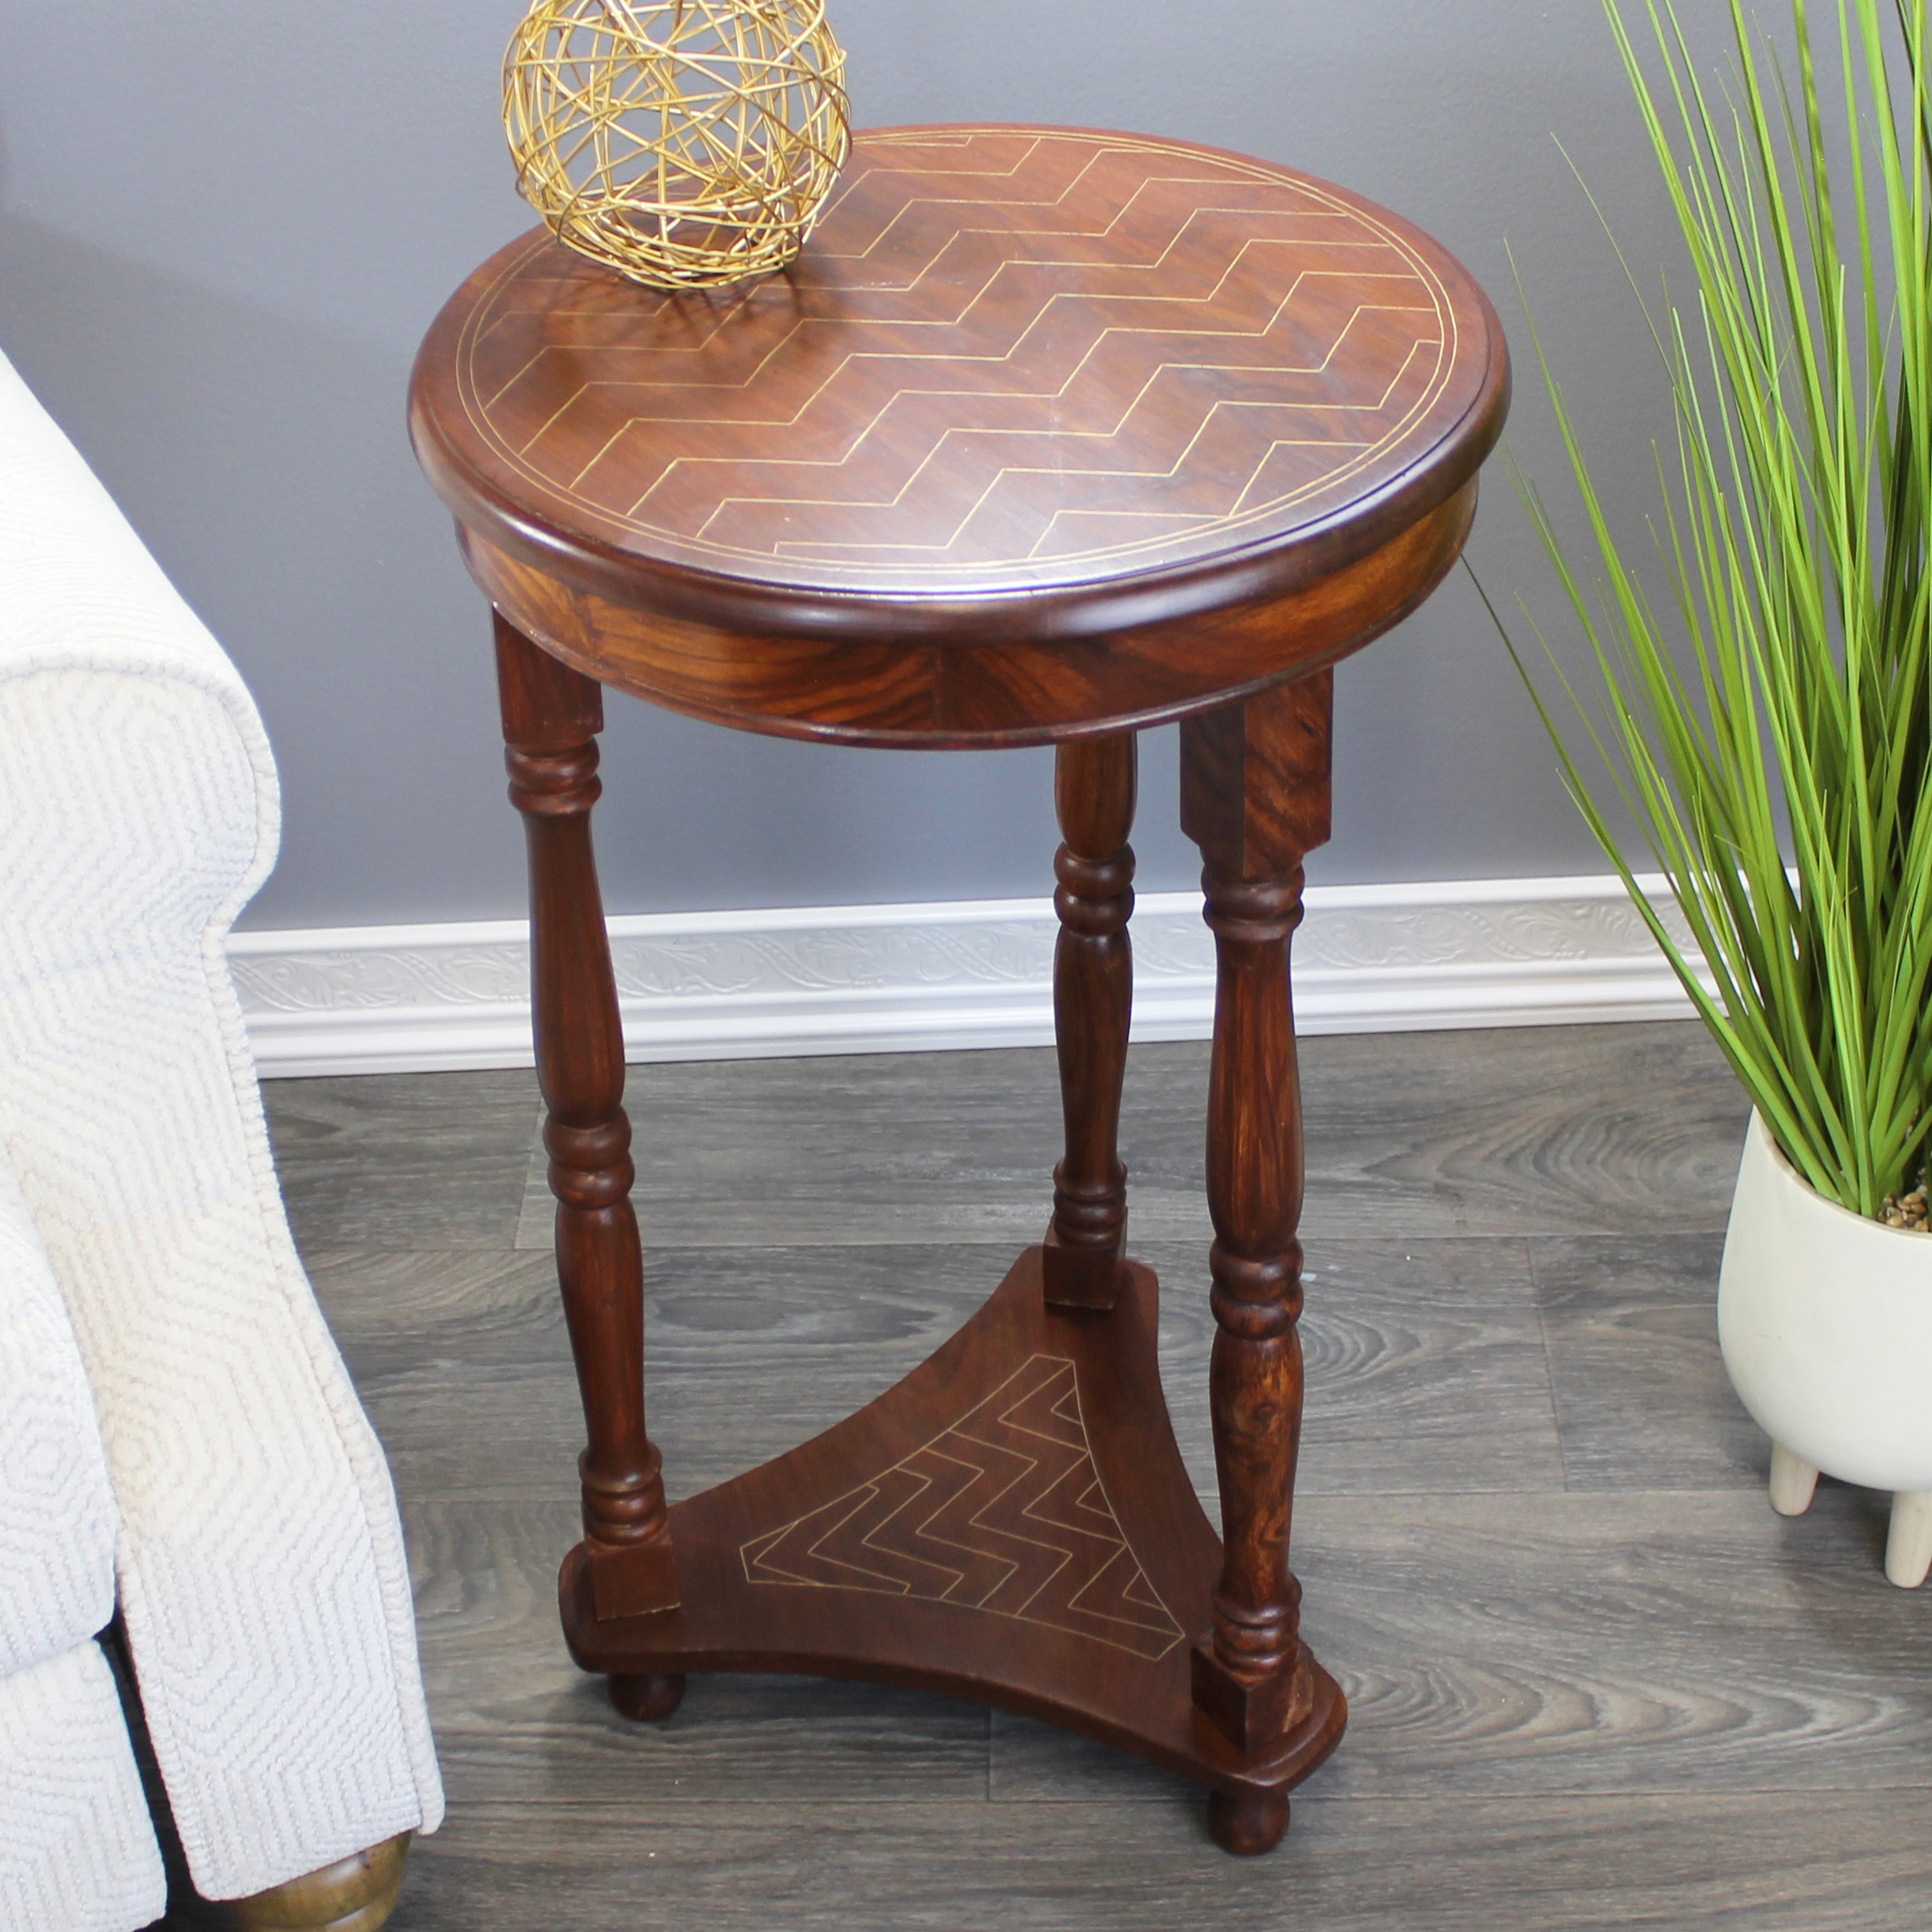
[412, 124, 1508, 1856]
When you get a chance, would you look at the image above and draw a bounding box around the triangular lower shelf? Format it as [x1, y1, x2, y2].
[560, 1245, 1344, 1803]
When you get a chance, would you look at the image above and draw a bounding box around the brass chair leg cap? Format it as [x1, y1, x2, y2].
[230, 1830, 412, 1932]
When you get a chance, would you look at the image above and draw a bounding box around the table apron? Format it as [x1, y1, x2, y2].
[457, 478, 1476, 750]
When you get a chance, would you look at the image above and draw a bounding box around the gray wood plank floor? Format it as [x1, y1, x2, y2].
[198, 1022, 1932, 1927]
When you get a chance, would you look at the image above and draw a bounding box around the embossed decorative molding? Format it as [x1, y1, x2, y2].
[227, 874, 1701, 1078]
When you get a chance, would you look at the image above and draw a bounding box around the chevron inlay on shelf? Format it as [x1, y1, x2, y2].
[739, 1353, 1186, 1660]
[453, 126, 1471, 593]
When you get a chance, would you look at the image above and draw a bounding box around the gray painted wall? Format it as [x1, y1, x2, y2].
[0, 2, 1711, 930]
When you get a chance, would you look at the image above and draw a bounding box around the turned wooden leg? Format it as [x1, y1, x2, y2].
[230, 1833, 411, 1932]
[1180, 673, 1333, 1781]
[1886, 1490, 1932, 1588]
[1044, 733, 1137, 1312]
[1769, 1441, 1819, 1517]
[497, 615, 677, 1623]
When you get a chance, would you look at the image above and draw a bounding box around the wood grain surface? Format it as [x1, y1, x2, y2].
[1182, 678, 1334, 1763]
[556, 1249, 1343, 1813]
[412, 128, 1508, 645]
[413, 125, 1506, 745]
[497, 617, 676, 1619]
[452, 484, 1477, 745]
[178, 1019, 1932, 1930]
[329, 1789, 1932, 1932]
[1043, 734, 1137, 1309]
[504, 1026, 1749, 1251]
[402, 157, 1515, 1865]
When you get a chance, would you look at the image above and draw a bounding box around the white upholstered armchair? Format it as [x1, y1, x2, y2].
[0, 349, 442, 1929]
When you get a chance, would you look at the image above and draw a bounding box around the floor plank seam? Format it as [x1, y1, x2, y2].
[1522, 1234, 1579, 1495]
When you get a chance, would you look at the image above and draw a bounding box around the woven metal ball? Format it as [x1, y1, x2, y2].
[505, 0, 850, 290]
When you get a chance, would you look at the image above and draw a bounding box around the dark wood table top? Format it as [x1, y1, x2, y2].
[413, 125, 1508, 652]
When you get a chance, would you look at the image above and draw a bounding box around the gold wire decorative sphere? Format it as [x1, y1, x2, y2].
[504, 0, 850, 291]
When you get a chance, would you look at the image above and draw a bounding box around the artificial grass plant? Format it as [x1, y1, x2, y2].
[1496, 0, 1932, 1217]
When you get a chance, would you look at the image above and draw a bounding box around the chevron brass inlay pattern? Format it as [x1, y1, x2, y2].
[740, 1353, 1185, 1659]
[454, 126, 1467, 594]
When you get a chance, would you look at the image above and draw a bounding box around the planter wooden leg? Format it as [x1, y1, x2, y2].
[1180, 674, 1333, 1807]
[1769, 1442, 1818, 1517]
[1886, 1490, 1932, 1588]
[497, 615, 676, 1622]
[230, 1833, 411, 1932]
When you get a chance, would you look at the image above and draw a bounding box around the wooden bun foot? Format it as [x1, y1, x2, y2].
[1206, 1788, 1289, 1856]
[230, 1831, 411, 1932]
[609, 1670, 687, 1721]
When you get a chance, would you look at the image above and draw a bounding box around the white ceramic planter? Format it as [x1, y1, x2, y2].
[1718, 1111, 1932, 1586]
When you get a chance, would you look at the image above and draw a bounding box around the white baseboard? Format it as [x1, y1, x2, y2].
[227, 874, 1698, 1078]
